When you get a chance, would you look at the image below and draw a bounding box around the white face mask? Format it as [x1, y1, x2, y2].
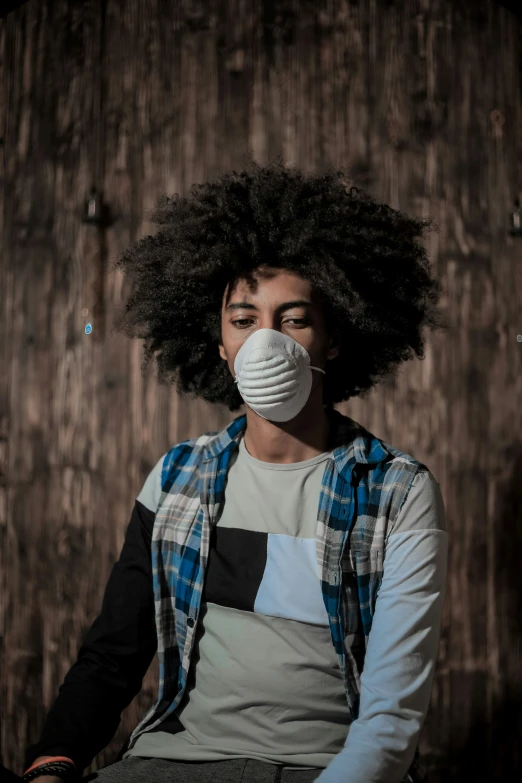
[233, 328, 326, 422]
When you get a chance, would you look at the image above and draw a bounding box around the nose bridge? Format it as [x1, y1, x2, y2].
[260, 315, 281, 332]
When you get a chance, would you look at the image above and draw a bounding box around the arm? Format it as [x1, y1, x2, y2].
[314, 471, 448, 783]
[23, 495, 158, 776]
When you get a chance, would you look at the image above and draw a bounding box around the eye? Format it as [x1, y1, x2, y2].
[231, 318, 310, 329]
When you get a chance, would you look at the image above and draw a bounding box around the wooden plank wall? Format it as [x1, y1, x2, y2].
[0, 0, 520, 780]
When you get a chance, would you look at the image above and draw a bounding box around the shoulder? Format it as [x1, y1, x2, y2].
[136, 430, 220, 513]
[387, 469, 447, 536]
[360, 429, 447, 537]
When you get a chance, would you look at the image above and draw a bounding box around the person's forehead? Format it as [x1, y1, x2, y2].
[222, 269, 316, 304]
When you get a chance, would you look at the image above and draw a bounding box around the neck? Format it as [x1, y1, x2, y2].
[242, 385, 334, 464]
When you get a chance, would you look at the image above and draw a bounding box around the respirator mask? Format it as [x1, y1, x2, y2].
[233, 328, 326, 422]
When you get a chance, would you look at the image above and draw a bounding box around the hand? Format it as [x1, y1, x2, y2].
[28, 778, 63, 783]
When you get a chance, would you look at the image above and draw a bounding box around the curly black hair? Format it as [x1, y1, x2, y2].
[110, 155, 448, 413]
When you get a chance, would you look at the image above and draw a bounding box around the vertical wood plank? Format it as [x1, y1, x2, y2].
[0, 1, 520, 780]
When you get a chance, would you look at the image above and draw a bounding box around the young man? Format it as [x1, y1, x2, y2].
[23, 160, 448, 783]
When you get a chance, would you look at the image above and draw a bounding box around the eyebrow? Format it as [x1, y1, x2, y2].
[225, 299, 314, 313]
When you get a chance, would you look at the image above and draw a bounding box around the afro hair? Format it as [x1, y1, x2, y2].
[110, 155, 448, 412]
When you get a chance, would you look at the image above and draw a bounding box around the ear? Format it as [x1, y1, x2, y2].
[218, 343, 227, 362]
[326, 330, 341, 362]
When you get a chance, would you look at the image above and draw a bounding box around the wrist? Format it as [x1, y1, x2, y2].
[22, 756, 78, 783]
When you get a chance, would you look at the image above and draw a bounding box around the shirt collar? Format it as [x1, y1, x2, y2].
[201, 408, 391, 478]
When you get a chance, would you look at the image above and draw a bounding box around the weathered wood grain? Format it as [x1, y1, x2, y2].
[0, 1, 520, 780]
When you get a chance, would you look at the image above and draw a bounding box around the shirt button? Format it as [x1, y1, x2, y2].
[187, 618, 195, 627]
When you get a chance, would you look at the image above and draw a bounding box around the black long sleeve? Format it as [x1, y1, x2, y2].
[23, 499, 157, 775]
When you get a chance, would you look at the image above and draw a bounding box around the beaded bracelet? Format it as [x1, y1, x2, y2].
[23, 756, 75, 775]
[22, 759, 79, 782]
